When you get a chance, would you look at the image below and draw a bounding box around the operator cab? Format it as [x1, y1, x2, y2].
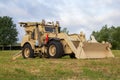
[44, 21, 61, 33]
[45, 26, 56, 33]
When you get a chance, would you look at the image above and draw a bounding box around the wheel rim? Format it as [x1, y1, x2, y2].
[24, 48, 30, 58]
[49, 45, 56, 56]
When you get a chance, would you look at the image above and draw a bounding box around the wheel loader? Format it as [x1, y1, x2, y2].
[19, 20, 114, 59]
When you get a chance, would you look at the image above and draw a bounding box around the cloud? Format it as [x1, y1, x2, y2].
[0, 0, 120, 41]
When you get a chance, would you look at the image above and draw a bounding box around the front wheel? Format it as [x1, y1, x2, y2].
[47, 41, 64, 58]
[22, 44, 35, 59]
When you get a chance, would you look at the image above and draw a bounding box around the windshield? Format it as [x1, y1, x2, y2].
[45, 26, 55, 32]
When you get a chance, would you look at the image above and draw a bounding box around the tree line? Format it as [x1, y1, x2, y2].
[0, 16, 18, 50]
[0, 16, 119, 50]
[92, 25, 120, 50]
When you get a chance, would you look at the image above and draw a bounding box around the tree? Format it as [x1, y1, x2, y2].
[0, 16, 18, 50]
[61, 27, 69, 34]
[112, 27, 120, 49]
[92, 25, 120, 50]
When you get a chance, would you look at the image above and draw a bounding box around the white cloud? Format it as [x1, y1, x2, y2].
[0, 0, 120, 41]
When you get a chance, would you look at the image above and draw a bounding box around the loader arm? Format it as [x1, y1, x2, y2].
[58, 33, 86, 59]
[58, 33, 114, 59]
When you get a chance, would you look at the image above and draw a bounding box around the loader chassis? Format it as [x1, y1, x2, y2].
[19, 20, 114, 59]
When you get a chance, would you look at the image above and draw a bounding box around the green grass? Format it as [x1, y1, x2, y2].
[0, 50, 120, 80]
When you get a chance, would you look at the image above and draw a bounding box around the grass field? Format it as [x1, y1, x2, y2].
[0, 50, 120, 80]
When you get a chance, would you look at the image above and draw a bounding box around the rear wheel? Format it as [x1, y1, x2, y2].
[22, 44, 35, 59]
[47, 41, 63, 58]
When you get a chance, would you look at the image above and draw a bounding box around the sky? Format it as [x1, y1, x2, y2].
[0, 0, 120, 42]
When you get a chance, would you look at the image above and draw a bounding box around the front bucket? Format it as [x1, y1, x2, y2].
[82, 42, 114, 58]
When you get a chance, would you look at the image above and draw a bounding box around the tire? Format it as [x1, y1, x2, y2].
[47, 41, 64, 58]
[22, 44, 35, 59]
[69, 53, 76, 59]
